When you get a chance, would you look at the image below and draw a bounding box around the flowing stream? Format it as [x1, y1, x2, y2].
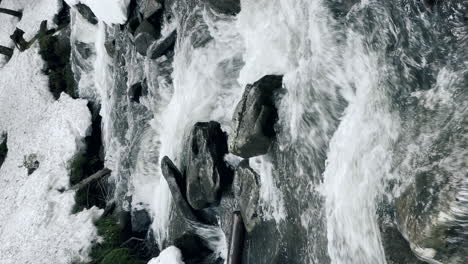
[71, 0, 467, 263]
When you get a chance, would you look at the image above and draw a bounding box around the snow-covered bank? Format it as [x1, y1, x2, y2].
[0, 42, 100, 263]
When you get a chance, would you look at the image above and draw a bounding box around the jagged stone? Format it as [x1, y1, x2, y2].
[161, 156, 198, 222]
[134, 20, 158, 55]
[75, 3, 98, 25]
[234, 160, 261, 232]
[149, 30, 176, 59]
[129, 81, 148, 103]
[183, 121, 232, 210]
[229, 75, 283, 158]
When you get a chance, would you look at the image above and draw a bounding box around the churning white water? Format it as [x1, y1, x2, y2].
[65, 0, 467, 263]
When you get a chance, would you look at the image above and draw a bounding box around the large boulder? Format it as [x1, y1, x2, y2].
[149, 30, 176, 59]
[75, 3, 98, 25]
[229, 75, 283, 158]
[204, 0, 240, 15]
[183, 121, 232, 210]
[234, 160, 262, 232]
[134, 20, 158, 56]
[161, 156, 198, 222]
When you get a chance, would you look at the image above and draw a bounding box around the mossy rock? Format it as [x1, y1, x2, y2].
[38, 31, 76, 99]
[90, 216, 125, 261]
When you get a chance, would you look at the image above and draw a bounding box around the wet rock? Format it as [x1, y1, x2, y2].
[0, 133, 7, 169]
[234, 160, 261, 232]
[229, 75, 283, 158]
[395, 168, 468, 263]
[132, 208, 152, 235]
[149, 30, 176, 59]
[380, 223, 426, 264]
[174, 232, 216, 264]
[204, 0, 241, 15]
[104, 39, 116, 57]
[129, 81, 148, 103]
[161, 156, 198, 222]
[134, 20, 158, 56]
[74, 41, 93, 60]
[75, 3, 98, 25]
[23, 154, 39, 175]
[184, 121, 232, 210]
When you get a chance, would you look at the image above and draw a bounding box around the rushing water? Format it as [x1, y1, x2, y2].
[70, 0, 468, 263]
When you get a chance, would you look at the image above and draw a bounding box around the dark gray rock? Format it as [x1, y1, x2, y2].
[0, 133, 7, 169]
[204, 0, 240, 15]
[234, 160, 261, 232]
[229, 75, 283, 158]
[174, 232, 218, 264]
[134, 20, 158, 56]
[161, 156, 198, 222]
[74, 41, 93, 59]
[129, 81, 148, 103]
[131, 208, 151, 235]
[75, 3, 98, 25]
[149, 30, 176, 59]
[183, 121, 232, 210]
[104, 39, 116, 57]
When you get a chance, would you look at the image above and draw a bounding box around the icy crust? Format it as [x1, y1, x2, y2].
[147, 246, 185, 264]
[0, 45, 101, 263]
[66, 0, 130, 25]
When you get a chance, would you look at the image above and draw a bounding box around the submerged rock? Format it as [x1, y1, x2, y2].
[395, 168, 468, 263]
[229, 75, 283, 158]
[149, 30, 176, 59]
[234, 160, 262, 232]
[134, 20, 158, 56]
[75, 3, 98, 25]
[184, 121, 232, 210]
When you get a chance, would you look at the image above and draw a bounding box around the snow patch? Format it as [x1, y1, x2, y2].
[147, 246, 185, 264]
[0, 41, 100, 263]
